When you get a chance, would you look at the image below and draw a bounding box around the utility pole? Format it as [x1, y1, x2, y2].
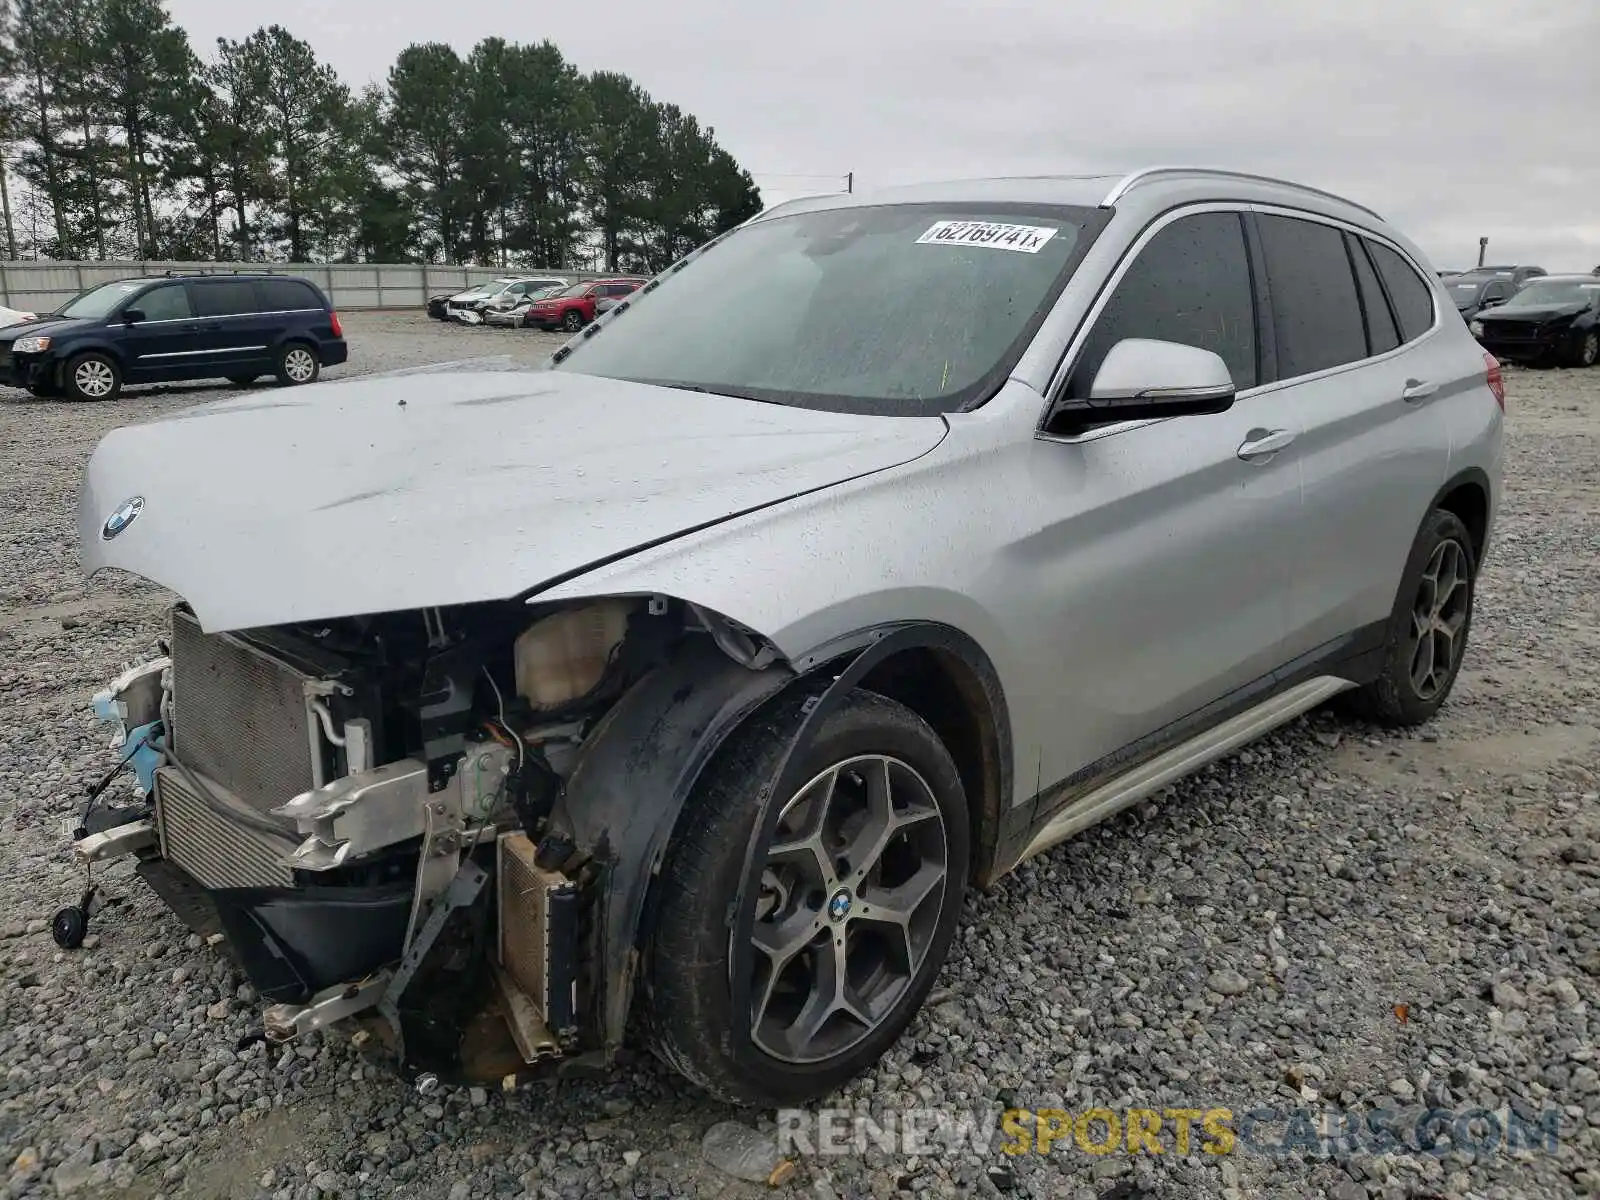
[0, 158, 14, 260]
[1477, 237, 1488, 268]
[846, 172, 852, 194]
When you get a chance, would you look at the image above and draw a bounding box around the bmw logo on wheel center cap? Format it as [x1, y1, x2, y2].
[101, 496, 144, 540]
[827, 888, 853, 922]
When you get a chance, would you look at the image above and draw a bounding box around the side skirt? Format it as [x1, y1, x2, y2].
[1013, 674, 1354, 867]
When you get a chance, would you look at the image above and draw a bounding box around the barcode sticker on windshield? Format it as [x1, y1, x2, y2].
[916, 220, 1057, 254]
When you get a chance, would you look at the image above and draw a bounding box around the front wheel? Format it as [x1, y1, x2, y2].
[643, 688, 969, 1106]
[1569, 329, 1599, 368]
[274, 343, 319, 386]
[1343, 508, 1476, 726]
[65, 352, 121, 402]
[561, 309, 585, 333]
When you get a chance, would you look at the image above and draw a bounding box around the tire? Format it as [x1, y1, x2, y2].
[274, 343, 319, 386]
[561, 309, 585, 333]
[643, 687, 969, 1107]
[227, 375, 258, 387]
[64, 352, 121, 402]
[1569, 329, 1600, 368]
[1343, 508, 1476, 727]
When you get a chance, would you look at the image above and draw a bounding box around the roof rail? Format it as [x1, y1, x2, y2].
[1102, 166, 1383, 220]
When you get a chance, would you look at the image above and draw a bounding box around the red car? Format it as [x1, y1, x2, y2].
[525, 278, 646, 332]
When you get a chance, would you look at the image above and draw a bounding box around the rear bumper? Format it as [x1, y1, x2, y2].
[321, 339, 349, 367]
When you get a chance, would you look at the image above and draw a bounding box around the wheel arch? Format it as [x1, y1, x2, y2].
[1430, 466, 1491, 564]
[560, 611, 1011, 1057]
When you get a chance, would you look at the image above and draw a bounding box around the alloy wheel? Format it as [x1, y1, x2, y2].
[74, 359, 115, 399]
[1582, 332, 1599, 367]
[283, 348, 316, 383]
[745, 754, 948, 1064]
[1408, 538, 1469, 701]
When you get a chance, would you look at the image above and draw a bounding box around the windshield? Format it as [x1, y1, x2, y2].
[58, 280, 147, 320]
[552, 203, 1097, 415]
[1447, 279, 1489, 305]
[1501, 279, 1600, 308]
[548, 283, 590, 300]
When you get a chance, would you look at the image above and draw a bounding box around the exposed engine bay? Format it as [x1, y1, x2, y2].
[69, 593, 786, 1084]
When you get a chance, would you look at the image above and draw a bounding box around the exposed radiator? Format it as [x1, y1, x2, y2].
[153, 765, 298, 890]
[498, 833, 579, 1038]
[170, 608, 318, 815]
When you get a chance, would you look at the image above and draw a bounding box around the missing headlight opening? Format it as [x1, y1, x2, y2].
[69, 592, 786, 1087]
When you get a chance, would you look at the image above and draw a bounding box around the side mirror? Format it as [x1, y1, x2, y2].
[121, 308, 146, 324]
[1053, 338, 1237, 430]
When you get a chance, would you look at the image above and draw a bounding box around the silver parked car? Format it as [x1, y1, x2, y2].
[70, 168, 1502, 1107]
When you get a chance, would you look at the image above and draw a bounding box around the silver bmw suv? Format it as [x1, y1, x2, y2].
[73, 167, 1502, 1108]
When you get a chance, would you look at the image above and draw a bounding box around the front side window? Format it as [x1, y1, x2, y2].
[136, 283, 193, 322]
[1069, 211, 1257, 397]
[192, 280, 260, 318]
[554, 202, 1098, 415]
[1366, 242, 1435, 341]
[1257, 214, 1367, 379]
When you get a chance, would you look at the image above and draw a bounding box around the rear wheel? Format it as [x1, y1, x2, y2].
[1569, 330, 1599, 368]
[64, 352, 121, 402]
[1344, 508, 1476, 726]
[561, 309, 585, 333]
[274, 343, 319, 386]
[644, 688, 969, 1106]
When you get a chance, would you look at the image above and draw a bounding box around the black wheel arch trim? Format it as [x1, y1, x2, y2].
[719, 620, 1005, 1077]
[564, 619, 1011, 1058]
[1426, 465, 1493, 562]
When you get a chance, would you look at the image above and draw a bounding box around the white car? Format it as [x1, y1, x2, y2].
[446, 277, 568, 324]
[0, 305, 37, 327]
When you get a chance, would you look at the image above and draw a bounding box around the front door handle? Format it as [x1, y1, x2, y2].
[1237, 428, 1296, 462]
[1402, 378, 1438, 403]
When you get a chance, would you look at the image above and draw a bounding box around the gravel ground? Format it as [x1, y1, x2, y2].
[1, 312, 1597, 1199]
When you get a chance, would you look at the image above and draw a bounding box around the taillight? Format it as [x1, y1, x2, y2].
[329, 311, 344, 338]
[1483, 351, 1504, 410]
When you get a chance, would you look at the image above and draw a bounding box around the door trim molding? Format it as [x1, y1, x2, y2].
[1016, 674, 1353, 865]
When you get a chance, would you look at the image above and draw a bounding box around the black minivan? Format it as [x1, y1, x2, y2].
[2, 272, 348, 401]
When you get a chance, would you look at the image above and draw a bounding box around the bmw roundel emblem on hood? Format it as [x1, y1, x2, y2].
[101, 496, 144, 540]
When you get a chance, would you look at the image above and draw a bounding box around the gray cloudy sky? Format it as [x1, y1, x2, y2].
[166, 0, 1599, 271]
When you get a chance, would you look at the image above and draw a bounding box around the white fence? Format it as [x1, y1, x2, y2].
[0, 261, 612, 314]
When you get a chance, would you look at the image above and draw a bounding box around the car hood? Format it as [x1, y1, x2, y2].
[1480, 303, 1587, 324]
[79, 370, 947, 632]
[0, 314, 96, 342]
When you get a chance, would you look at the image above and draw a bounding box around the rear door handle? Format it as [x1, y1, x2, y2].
[1237, 428, 1296, 462]
[1402, 378, 1438, 403]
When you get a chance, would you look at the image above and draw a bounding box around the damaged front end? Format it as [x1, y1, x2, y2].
[72, 594, 792, 1085]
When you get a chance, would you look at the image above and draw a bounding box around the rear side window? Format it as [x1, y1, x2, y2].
[1070, 211, 1257, 396]
[259, 278, 321, 311]
[137, 283, 192, 322]
[1346, 237, 1399, 355]
[603, 283, 635, 296]
[1368, 243, 1435, 341]
[1257, 214, 1366, 379]
[192, 280, 260, 317]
